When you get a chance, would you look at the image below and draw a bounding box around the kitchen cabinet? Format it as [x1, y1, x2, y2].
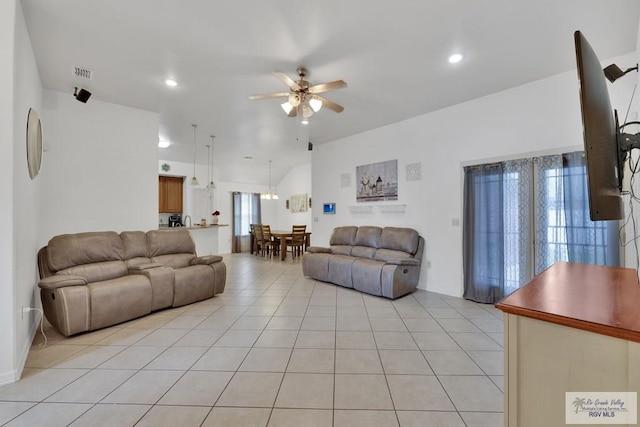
[159, 176, 184, 213]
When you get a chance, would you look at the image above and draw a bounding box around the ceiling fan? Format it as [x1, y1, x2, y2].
[249, 67, 347, 119]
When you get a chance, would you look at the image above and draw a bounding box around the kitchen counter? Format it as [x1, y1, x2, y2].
[159, 224, 228, 230]
[158, 224, 227, 255]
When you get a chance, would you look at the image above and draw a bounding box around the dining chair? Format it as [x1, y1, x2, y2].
[261, 224, 277, 258]
[286, 225, 307, 259]
[253, 224, 263, 256]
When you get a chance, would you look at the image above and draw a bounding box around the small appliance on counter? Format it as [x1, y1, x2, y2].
[168, 214, 182, 227]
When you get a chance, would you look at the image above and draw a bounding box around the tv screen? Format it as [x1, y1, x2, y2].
[574, 30, 624, 221]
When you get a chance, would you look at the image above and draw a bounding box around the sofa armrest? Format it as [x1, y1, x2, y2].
[191, 255, 223, 265]
[38, 275, 87, 290]
[306, 246, 331, 254]
[128, 262, 164, 272]
[384, 258, 421, 266]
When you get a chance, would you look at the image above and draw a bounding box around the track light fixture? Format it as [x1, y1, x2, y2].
[73, 87, 92, 103]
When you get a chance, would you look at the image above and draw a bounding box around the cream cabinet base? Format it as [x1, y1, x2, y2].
[504, 313, 640, 427]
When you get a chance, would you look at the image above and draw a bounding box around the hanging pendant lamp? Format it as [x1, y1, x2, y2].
[190, 124, 199, 186]
[261, 160, 279, 199]
[207, 135, 216, 190]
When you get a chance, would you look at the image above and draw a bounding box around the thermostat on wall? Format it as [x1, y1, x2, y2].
[323, 203, 336, 214]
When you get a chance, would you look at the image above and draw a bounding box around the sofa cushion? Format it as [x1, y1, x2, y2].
[379, 227, 419, 255]
[331, 245, 353, 256]
[147, 229, 196, 257]
[121, 231, 149, 259]
[354, 226, 382, 248]
[374, 249, 413, 263]
[328, 255, 356, 288]
[59, 260, 128, 283]
[173, 265, 215, 307]
[88, 275, 152, 330]
[351, 258, 384, 296]
[152, 253, 195, 269]
[351, 246, 376, 259]
[329, 226, 358, 246]
[47, 232, 123, 272]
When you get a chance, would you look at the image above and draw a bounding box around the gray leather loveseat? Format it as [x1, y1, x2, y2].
[37, 229, 226, 336]
[302, 226, 424, 299]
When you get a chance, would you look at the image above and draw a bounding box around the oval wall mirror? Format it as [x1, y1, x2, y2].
[26, 108, 43, 180]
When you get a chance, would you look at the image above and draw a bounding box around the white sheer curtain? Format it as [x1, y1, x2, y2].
[533, 154, 564, 274]
[503, 158, 532, 295]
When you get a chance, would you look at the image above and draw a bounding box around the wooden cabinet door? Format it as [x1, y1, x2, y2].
[159, 176, 184, 213]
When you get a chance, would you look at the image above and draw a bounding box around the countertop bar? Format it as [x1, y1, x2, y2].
[159, 224, 228, 230]
[495, 262, 640, 343]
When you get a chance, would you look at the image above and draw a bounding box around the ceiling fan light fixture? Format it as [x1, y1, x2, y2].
[281, 101, 293, 114]
[288, 93, 301, 107]
[309, 97, 322, 112]
[302, 103, 313, 118]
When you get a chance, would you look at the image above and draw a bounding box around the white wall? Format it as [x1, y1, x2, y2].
[0, 0, 18, 385]
[40, 90, 159, 238]
[275, 163, 313, 231]
[12, 0, 44, 384]
[312, 52, 638, 298]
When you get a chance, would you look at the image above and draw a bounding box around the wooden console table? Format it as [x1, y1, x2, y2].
[496, 262, 640, 426]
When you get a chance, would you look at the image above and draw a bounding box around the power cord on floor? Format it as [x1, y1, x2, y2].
[24, 307, 48, 348]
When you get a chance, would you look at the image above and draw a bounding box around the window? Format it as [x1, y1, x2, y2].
[231, 192, 261, 253]
[463, 152, 619, 303]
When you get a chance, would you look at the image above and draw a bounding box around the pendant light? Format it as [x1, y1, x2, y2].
[261, 160, 279, 200]
[205, 143, 211, 189]
[207, 135, 216, 190]
[190, 124, 199, 186]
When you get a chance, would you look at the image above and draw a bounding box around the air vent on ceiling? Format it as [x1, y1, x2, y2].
[73, 66, 93, 80]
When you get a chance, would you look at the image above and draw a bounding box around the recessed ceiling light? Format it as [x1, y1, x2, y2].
[448, 54, 463, 64]
[300, 119, 310, 125]
[164, 79, 178, 87]
[158, 139, 170, 148]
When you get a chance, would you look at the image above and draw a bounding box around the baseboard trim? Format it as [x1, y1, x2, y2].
[0, 310, 42, 386]
[0, 369, 19, 387]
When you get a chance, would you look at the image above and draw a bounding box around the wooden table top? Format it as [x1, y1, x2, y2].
[495, 262, 640, 343]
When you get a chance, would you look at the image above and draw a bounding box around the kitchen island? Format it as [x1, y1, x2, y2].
[159, 224, 228, 256]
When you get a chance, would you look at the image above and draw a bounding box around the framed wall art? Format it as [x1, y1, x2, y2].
[356, 159, 398, 202]
[290, 193, 308, 213]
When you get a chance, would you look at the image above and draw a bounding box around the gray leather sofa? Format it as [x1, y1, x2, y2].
[302, 226, 424, 299]
[37, 229, 226, 337]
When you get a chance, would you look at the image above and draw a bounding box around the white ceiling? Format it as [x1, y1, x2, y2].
[21, 0, 640, 185]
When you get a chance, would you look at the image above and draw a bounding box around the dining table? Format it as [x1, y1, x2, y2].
[269, 230, 312, 261]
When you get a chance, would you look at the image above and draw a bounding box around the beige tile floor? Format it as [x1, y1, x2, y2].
[0, 254, 504, 427]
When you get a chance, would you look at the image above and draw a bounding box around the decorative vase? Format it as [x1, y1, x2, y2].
[211, 216, 219, 225]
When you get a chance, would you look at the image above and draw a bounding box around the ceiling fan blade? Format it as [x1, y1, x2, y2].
[249, 91, 290, 100]
[308, 80, 347, 94]
[273, 71, 301, 91]
[316, 95, 344, 113]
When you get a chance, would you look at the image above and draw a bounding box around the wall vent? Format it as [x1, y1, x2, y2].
[73, 66, 93, 80]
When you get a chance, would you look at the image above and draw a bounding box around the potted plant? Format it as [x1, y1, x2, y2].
[211, 210, 220, 225]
